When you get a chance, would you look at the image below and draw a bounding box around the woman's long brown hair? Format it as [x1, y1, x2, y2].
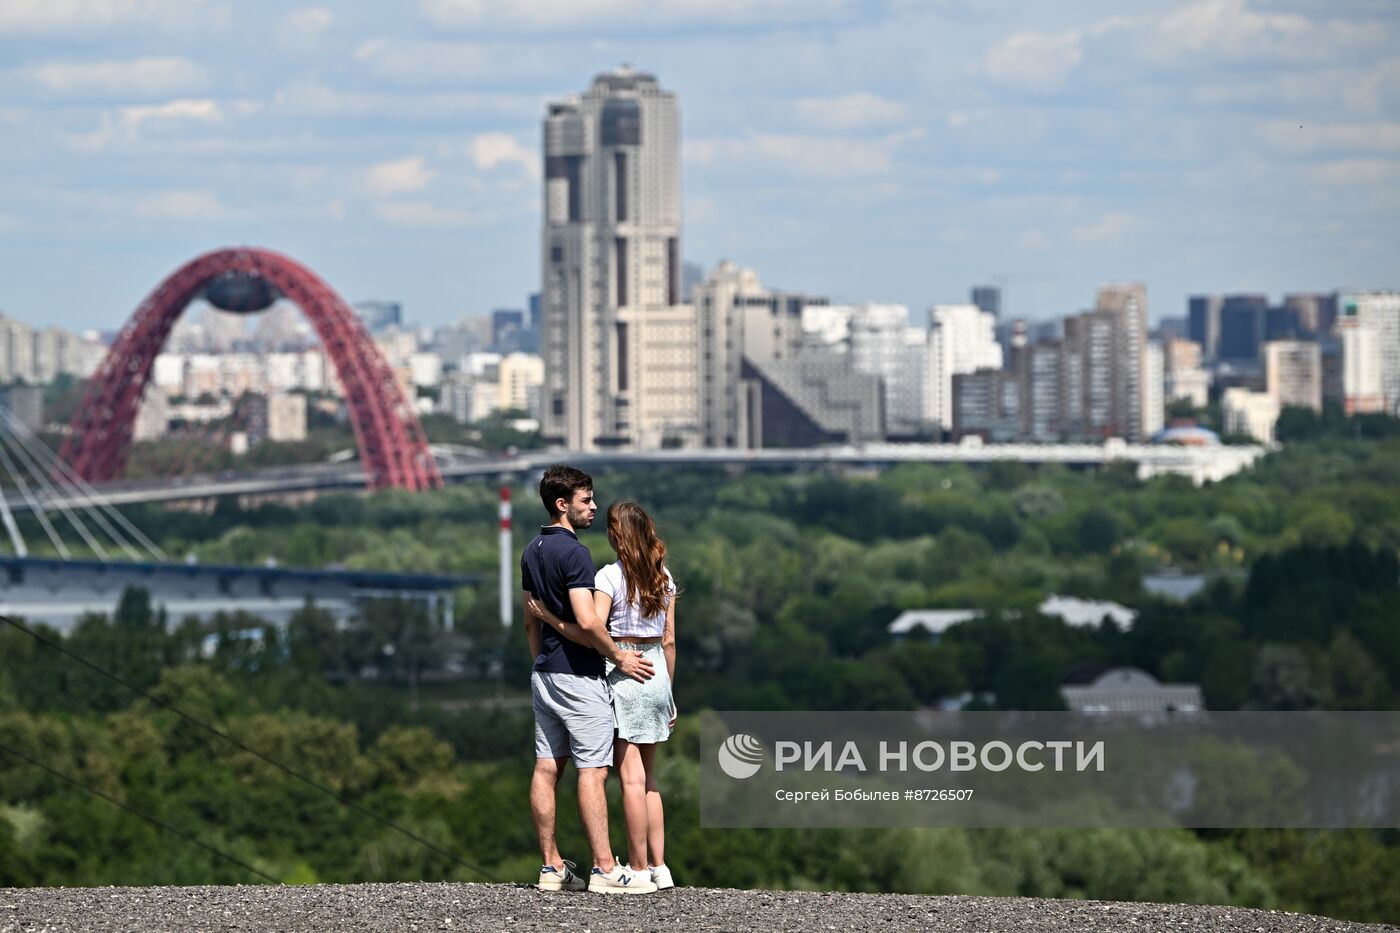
[607, 500, 671, 618]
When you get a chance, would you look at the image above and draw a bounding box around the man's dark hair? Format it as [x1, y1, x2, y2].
[539, 464, 593, 518]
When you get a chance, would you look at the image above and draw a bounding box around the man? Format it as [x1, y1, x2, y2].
[522, 464, 657, 894]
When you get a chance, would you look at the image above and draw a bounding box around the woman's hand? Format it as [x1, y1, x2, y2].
[525, 595, 554, 626]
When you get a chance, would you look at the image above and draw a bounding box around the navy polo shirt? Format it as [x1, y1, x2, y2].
[521, 525, 603, 677]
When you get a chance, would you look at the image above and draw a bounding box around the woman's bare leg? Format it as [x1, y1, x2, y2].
[616, 738, 650, 870]
[640, 742, 665, 868]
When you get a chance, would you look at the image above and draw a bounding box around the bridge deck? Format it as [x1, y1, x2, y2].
[5, 442, 1268, 510]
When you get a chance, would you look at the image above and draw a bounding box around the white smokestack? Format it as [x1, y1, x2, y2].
[499, 486, 513, 629]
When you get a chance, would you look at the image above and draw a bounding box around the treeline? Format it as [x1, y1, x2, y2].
[0, 616, 1397, 921]
[0, 609, 1395, 924]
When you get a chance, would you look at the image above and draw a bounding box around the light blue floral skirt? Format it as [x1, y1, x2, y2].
[605, 642, 673, 744]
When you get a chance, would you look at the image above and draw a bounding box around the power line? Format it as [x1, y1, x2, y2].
[0, 737, 280, 885]
[0, 613, 499, 883]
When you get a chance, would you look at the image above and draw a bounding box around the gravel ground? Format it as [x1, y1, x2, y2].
[0, 883, 1395, 933]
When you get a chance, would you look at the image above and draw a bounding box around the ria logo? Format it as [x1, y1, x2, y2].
[717, 733, 765, 779]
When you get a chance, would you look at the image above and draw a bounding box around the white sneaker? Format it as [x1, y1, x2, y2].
[538, 859, 586, 892]
[589, 861, 657, 894]
[650, 865, 675, 890]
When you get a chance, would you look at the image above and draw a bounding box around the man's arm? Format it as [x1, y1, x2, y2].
[568, 588, 654, 682]
[527, 594, 591, 646]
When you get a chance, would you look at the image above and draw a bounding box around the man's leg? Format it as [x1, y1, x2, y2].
[616, 739, 650, 870]
[531, 671, 574, 871]
[531, 756, 568, 869]
[577, 765, 616, 873]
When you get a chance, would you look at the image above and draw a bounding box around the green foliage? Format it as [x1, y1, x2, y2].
[1, 434, 1398, 920]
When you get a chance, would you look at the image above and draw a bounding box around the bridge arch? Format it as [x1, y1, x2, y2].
[60, 246, 442, 491]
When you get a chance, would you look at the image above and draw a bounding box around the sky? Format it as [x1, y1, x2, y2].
[1, 0, 1397, 332]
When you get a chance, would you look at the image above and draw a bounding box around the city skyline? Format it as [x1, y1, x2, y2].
[1, 1, 1398, 331]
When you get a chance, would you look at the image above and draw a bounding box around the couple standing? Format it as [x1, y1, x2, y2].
[521, 464, 677, 895]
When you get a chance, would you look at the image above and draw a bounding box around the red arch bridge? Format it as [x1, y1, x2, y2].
[60, 247, 442, 491]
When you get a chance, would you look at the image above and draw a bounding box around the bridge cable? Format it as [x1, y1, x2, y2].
[0, 432, 28, 557]
[0, 406, 146, 560]
[0, 737, 280, 885]
[0, 408, 145, 562]
[0, 422, 110, 559]
[9, 413, 169, 560]
[0, 613, 500, 883]
[0, 408, 160, 561]
[0, 431, 69, 558]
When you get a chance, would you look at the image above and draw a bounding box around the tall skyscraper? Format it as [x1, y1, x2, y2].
[1097, 283, 1149, 439]
[1280, 293, 1338, 337]
[1188, 295, 1222, 363]
[692, 261, 878, 448]
[1062, 284, 1149, 440]
[1021, 341, 1064, 440]
[1163, 338, 1210, 409]
[1339, 292, 1400, 415]
[1145, 340, 1165, 437]
[540, 67, 696, 449]
[353, 301, 403, 335]
[829, 304, 926, 437]
[1217, 294, 1268, 364]
[1265, 340, 1323, 412]
[926, 304, 1002, 432]
[970, 285, 1001, 319]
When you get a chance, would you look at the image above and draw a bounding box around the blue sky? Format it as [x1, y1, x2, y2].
[1, 0, 1397, 331]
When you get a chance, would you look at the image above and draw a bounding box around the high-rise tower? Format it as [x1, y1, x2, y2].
[540, 67, 694, 450]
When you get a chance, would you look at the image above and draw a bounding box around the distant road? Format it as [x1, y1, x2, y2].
[9, 441, 1266, 510]
[0, 882, 1390, 932]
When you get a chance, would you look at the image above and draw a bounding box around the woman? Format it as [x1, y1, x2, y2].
[526, 500, 678, 890]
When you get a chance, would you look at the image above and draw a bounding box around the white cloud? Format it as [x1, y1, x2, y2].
[271, 81, 530, 120]
[1156, 0, 1309, 58]
[419, 0, 849, 30]
[984, 29, 1084, 90]
[73, 98, 224, 150]
[793, 93, 907, 131]
[122, 98, 222, 125]
[1019, 230, 1048, 250]
[353, 38, 550, 84]
[131, 190, 228, 221]
[279, 7, 333, 46]
[24, 57, 204, 96]
[1311, 159, 1400, 187]
[0, 0, 228, 34]
[469, 133, 538, 175]
[1072, 211, 1143, 244]
[373, 201, 477, 227]
[1258, 121, 1400, 155]
[364, 157, 435, 197]
[687, 131, 916, 178]
[1132, 0, 1378, 68]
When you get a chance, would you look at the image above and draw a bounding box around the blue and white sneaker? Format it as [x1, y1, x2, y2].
[589, 861, 658, 894]
[650, 864, 675, 890]
[538, 859, 586, 892]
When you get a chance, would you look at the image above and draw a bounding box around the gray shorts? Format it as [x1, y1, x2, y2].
[532, 670, 614, 769]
